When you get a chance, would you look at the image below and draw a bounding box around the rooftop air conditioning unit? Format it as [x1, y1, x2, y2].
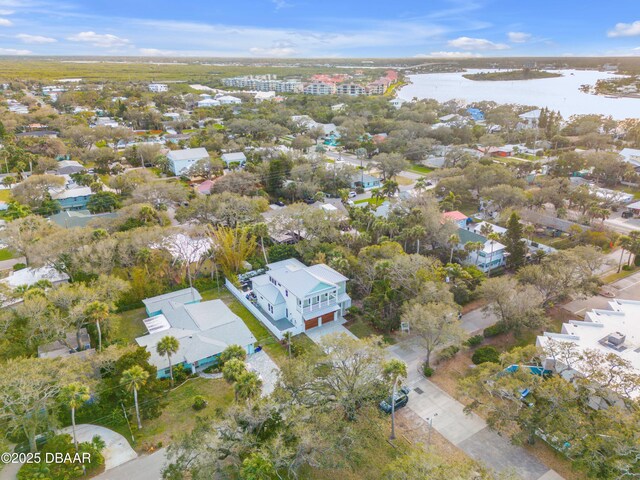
[608, 332, 626, 346]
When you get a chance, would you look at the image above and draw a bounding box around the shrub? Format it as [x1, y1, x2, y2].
[483, 321, 507, 338]
[622, 265, 632, 271]
[346, 305, 363, 316]
[465, 335, 484, 347]
[220, 345, 247, 365]
[438, 345, 460, 362]
[192, 395, 207, 411]
[172, 364, 189, 384]
[423, 365, 434, 377]
[12, 263, 26, 271]
[472, 346, 500, 365]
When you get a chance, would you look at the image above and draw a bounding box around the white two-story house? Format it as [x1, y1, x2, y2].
[250, 258, 351, 335]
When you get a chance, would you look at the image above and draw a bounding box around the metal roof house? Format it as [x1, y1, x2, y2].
[220, 152, 247, 167]
[246, 258, 351, 336]
[166, 147, 210, 176]
[137, 288, 256, 378]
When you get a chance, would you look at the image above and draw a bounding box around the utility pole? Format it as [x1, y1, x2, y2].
[390, 376, 400, 440]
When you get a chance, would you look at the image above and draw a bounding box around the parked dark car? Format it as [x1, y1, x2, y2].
[303, 198, 316, 205]
[379, 386, 410, 413]
[275, 201, 285, 207]
[622, 210, 634, 219]
[14, 434, 49, 453]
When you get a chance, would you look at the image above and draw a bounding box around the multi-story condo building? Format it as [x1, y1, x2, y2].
[336, 83, 366, 96]
[149, 83, 169, 92]
[303, 82, 337, 95]
[221, 76, 303, 93]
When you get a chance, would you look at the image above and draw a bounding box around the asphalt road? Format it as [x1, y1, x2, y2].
[563, 268, 640, 317]
[94, 448, 167, 480]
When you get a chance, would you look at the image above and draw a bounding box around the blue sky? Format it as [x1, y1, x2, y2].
[0, 0, 639, 57]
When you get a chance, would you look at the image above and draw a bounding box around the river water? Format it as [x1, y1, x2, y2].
[397, 69, 640, 120]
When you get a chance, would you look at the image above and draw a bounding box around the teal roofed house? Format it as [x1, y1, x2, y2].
[136, 288, 256, 378]
[350, 172, 381, 190]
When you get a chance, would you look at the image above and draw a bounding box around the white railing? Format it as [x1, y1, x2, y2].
[225, 279, 300, 340]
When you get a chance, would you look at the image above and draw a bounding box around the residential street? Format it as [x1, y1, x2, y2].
[387, 338, 563, 480]
[94, 448, 167, 480]
[460, 307, 497, 334]
[563, 268, 640, 316]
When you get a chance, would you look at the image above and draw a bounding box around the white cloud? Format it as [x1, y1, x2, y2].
[16, 33, 56, 44]
[0, 17, 12, 26]
[0, 9, 14, 14]
[272, 0, 291, 9]
[507, 31, 531, 43]
[448, 36, 509, 50]
[249, 46, 297, 57]
[417, 51, 482, 58]
[67, 31, 130, 48]
[0, 47, 31, 55]
[608, 21, 640, 37]
[138, 48, 179, 56]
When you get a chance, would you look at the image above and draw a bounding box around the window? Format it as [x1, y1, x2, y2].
[285, 290, 288, 297]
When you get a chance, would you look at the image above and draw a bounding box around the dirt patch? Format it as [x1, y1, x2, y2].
[461, 298, 486, 314]
[523, 441, 583, 480]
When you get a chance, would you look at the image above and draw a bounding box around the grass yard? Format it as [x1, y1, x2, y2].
[405, 164, 433, 175]
[394, 175, 414, 186]
[0, 189, 12, 202]
[200, 287, 301, 365]
[133, 377, 234, 451]
[345, 317, 395, 344]
[354, 197, 385, 206]
[111, 307, 148, 343]
[602, 265, 638, 283]
[0, 248, 14, 261]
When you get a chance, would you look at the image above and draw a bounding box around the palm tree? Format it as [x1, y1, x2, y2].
[156, 336, 180, 387]
[381, 180, 399, 199]
[627, 231, 640, 267]
[440, 191, 461, 212]
[223, 358, 247, 402]
[84, 301, 110, 352]
[252, 223, 270, 266]
[234, 371, 263, 403]
[60, 383, 90, 452]
[617, 235, 632, 272]
[448, 234, 460, 264]
[487, 232, 501, 276]
[479, 222, 494, 238]
[120, 366, 150, 430]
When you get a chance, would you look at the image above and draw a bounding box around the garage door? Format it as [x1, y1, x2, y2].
[305, 317, 319, 329]
[321, 312, 335, 323]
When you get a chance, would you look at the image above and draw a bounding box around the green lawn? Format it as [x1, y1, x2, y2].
[345, 318, 396, 344]
[112, 307, 148, 343]
[131, 378, 234, 450]
[354, 197, 385, 206]
[0, 248, 14, 261]
[405, 164, 433, 175]
[200, 288, 296, 365]
[0, 189, 12, 202]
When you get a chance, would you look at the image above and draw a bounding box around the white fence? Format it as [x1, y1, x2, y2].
[225, 278, 284, 341]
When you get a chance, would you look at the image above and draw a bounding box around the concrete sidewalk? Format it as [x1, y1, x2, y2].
[387, 345, 563, 480]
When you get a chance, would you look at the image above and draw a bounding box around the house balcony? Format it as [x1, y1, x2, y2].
[298, 298, 338, 314]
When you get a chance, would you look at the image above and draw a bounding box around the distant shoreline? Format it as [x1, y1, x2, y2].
[462, 70, 563, 82]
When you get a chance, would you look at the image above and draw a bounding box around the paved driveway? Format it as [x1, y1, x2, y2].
[94, 448, 166, 480]
[59, 424, 137, 470]
[246, 350, 280, 396]
[387, 341, 562, 480]
[305, 319, 357, 345]
[461, 307, 497, 334]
